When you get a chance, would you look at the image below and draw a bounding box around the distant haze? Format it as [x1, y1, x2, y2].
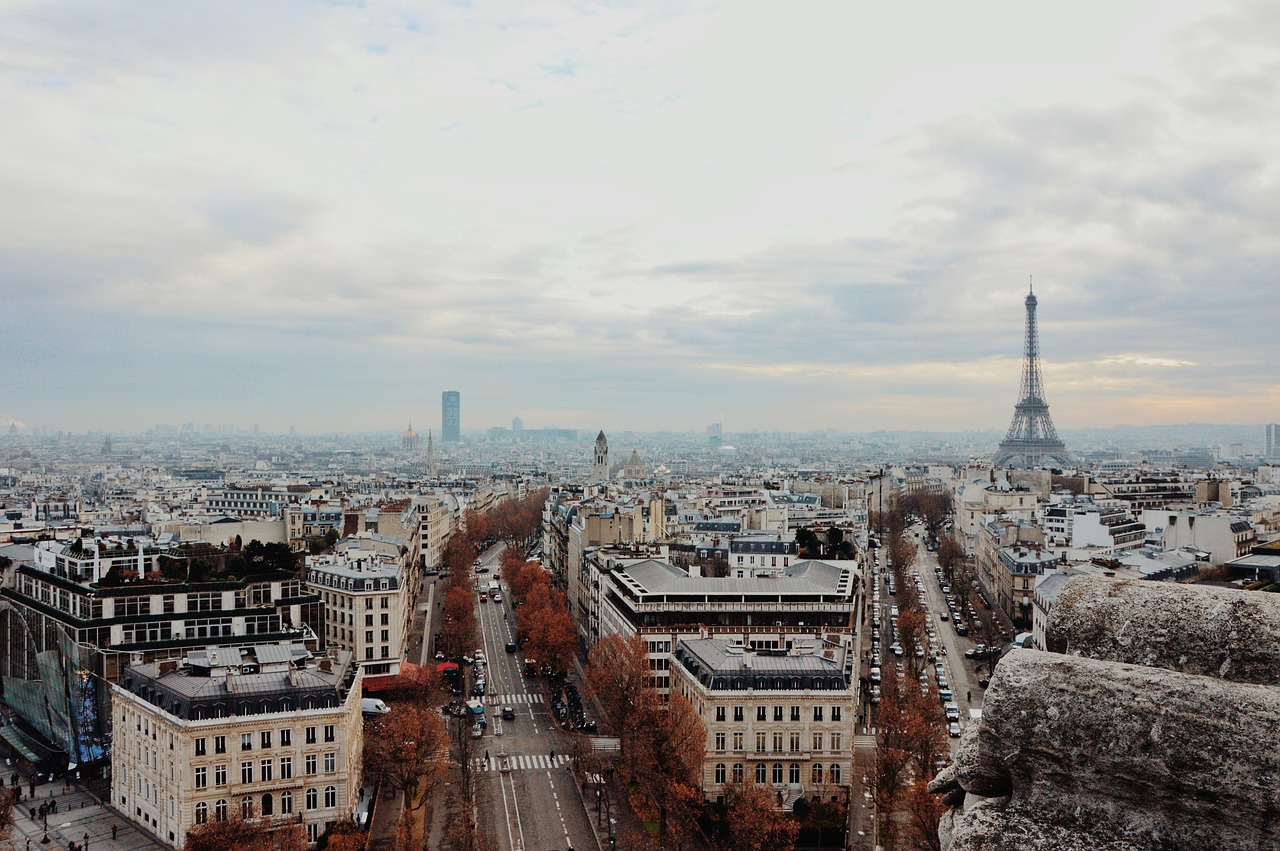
[2, 1, 1277, 433]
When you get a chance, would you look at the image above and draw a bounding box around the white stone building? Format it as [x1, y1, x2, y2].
[110, 644, 363, 848]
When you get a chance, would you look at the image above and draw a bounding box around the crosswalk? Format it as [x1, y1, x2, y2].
[484, 693, 544, 705]
[854, 735, 879, 749]
[475, 753, 571, 772]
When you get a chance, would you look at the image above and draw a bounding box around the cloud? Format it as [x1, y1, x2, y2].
[2, 0, 1277, 432]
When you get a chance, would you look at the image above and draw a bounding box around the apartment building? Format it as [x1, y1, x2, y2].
[305, 548, 408, 678]
[110, 644, 362, 848]
[671, 637, 854, 810]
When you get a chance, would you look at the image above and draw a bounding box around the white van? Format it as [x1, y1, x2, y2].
[361, 698, 390, 717]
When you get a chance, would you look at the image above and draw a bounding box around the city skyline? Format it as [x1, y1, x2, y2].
[3, 1, 1278, 434]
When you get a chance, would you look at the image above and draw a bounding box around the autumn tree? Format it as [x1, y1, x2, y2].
[935, 536, 966, 579]
[633, 692, 708, 844]
[888, 531, 917, 575]
[319, 822, 366, 851]
[895, 607, 927, 675]
[184, 817, 305, 851]
[900, 780, 946, 851]
[522, 590, 577, 673]
[871, 661, 913, 844]
[383, 661, 442, 704]
[718, 781, 801, 851]
[586, 633, 658, 767]
[447, 714, 483, 848]
[438, 582, 478, 658]
[363, 703, 449, 812]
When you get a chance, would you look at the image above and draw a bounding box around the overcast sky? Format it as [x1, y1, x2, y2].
[3, 0, 1278, 435]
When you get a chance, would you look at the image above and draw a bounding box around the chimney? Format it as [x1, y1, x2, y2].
[158, 660, 178, 676]
[319, 659, 333, 673]
[224, 669, 235, 693]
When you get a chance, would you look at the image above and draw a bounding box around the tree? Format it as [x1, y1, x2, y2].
[935, 536, 965, 578]
[522, 596, 577, 673]
[586, 634, 659, 767]
[900, 780, 946, 851]
[319, 822, 366, 851]
[888, 531, 917, 575]
[438, 582, 478, 658]
[895, 607, 927, 676]
[718, 781, 801, 851]
[183, 816, 305, 851]
[383, 662, 442, 704]
[635, 692, 707, 844]
[0, 787, 12, 849]
[363, 703, 448, 811]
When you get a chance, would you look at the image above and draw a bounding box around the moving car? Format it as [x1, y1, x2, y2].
[948, 722, 962, 738]
[502, 706, 515, 721]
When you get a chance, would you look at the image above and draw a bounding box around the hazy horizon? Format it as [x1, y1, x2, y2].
[4, 1, 1278, 434]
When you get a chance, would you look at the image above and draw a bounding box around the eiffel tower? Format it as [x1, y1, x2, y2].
[993, 281, 1071, 468]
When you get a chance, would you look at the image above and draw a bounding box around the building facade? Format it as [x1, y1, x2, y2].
[305, 549, 409, 678]
[671, 637, 854, 810]
[441, 391, 461, 442]
[110, 644, 362, 848]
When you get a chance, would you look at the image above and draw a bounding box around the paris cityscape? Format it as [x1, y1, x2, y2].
[3, 2, 1279, 851]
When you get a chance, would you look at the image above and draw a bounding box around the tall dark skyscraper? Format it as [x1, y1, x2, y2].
[442, 391, 460, 442]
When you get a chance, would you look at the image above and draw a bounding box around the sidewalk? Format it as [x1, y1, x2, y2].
[4, 768, 164, 851]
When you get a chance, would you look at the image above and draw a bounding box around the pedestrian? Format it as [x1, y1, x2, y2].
[967, 690, 972, 703]
[112, 824, 118, 840]
[485, 750, 490, 763]
[550, 749, 555, 761]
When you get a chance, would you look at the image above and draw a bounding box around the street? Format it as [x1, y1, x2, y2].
[469, 548, 600, 851]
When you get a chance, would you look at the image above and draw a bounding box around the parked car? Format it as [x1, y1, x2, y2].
[945, 703, 960, 721]
[361, 698, 390, 717]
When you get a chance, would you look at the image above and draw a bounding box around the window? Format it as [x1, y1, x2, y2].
[755, 732, 766, 753]
[261, 731, 272, 749]
[381, 596, 389, 609]
[813, 707, 824, 722]
[305, 788, 318, 811]
[813, 732, 824, 751]
[324, 725, 335, 743]
[241, 762, 253, 784]
[733, 706, 744, 722]
[733, 732, 744, 751]
[241, 733, 252, 751]
[812, 764, 824, 785]
[260, 759, 273, 782]
[772, 763, 783, 784]
[714, 763, 726, 784]
[830, 732, 842, 752]
[732, 763, 744, 783]
[789, 732, 800, 753]
[215, 765, 227, 787]
[365, 614, 374, 626]
[714, 733, 726, 752]
[215, 736, 226, 754]
[831, 706, 842, 722]
[790, 706, 800, 722]
[715, 707, 726, 722]
[789, 763, 800, 784]
[324, 786, 337, 808]
[381, 629, 389, 642]
[195, 802, 208, 824]
[324, 752, 336, 773]
[831, 763, 842, 784]
[773, 706, 783, 721]
[214, 800, 227, 822]
[756, 706, 767, 722]
[381, 613, 389, 625]
[366, 598, 373, 610]
[772, 733, 782, 753]
[261, 794, 273, 816]
[195, 767, 207, 789]
[195, 738, 206, 757]
[241, 797, 253, 819]
[280, 757, 292, 780]
[365, 631, 374, 644]
[305, 755, 317, 776]
[305, 727, 317, 745]
[280, 791, 293, 814]
[366, 647, 375, 659]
